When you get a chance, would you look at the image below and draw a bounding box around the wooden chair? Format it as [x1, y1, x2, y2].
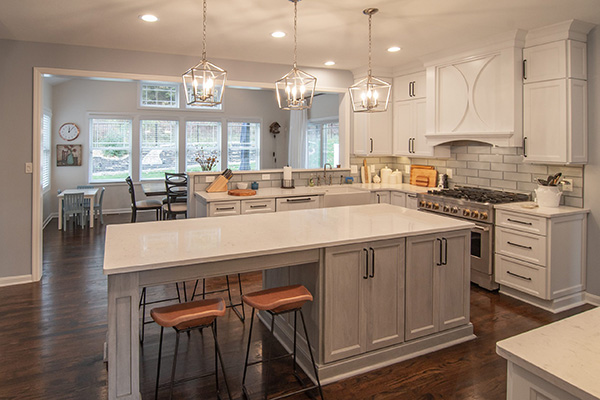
[62, 192, 86, 230]
[125, 176, 162, 222]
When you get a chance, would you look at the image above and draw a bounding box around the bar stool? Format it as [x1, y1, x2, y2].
[241, 284, 324, 400]
[190, 274, 246, 322]
[151, 298, 231, 400]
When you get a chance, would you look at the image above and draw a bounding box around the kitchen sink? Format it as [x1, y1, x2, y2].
[320, 186, 371, 208]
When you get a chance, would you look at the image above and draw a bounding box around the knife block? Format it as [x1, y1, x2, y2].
[206, 175, 230, 192]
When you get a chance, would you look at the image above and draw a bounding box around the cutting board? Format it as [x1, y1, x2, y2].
[227, 189, 256, 196]
[410, 167, 437, 187]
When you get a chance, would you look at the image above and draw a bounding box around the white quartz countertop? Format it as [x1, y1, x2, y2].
[104, 204, 473, 275]
[495, 202, 590, 217]
[195, 183, 428, 203]
[496, 307, 600, 400]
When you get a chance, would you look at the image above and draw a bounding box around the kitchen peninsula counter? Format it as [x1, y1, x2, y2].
[104, 204, 474, 400]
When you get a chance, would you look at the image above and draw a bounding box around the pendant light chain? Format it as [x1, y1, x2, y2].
[367, 11, 372, 78]
[202, 0, 207, 60]
[293, 0, 298, 68]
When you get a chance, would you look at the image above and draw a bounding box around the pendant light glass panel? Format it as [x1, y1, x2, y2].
[182, 0, 227, 107]
[349, 75, 391, 113]
[275, 0, 316, 110]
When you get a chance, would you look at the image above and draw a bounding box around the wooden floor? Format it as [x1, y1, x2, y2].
[0, 212, 594, 400]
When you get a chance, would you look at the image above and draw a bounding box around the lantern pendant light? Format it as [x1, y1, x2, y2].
[182, 0, 227, 106]
[275, 0, 317, 110]
[348, 8, 391, 113]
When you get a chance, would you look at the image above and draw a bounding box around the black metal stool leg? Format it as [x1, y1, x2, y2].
[263, 313, 276, 400]
[241, 308, 256, 397]
[175, 283, 182, 303]
[155, 326, 164, 400]
[299, 310, 324, 399]
[190, 280, 199, 301]
[293, 310, 298, 375]
[237, 274, 246, 321]
[212, 320, 232, 400]
[140, 288, 147, 343]
[169, 330, 180, 400]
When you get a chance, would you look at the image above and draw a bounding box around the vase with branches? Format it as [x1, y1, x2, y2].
[195, 148, 219, 171]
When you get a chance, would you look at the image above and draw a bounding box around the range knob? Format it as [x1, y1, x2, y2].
[443, 205, 450, 213]
[471, 210, 479, 219]
[426, 202, 433, 209]
[419, 200, 427, 208]
[452, 207, 459, 214]
[463, 209, 471, 217]
[480, 212, 488, 221]
[433, 203, 440, 210]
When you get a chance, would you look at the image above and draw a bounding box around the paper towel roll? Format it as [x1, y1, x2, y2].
[283, 166, 292, 181]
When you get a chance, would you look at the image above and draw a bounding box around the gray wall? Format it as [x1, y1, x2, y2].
[0, 38, 353, 281]
[584, 26, 599, 297]
[48, 79, 291, 214]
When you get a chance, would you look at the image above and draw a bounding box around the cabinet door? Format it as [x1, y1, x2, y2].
[365, 239, 405, 351]
[373, 191, 391, 204]
[405, 193, 419, 210]
[523, 41, 567, 83]
[323, 243, 367, 362]
[438, 231, 470, 331]
[523, 80, 568, 163]
[393, 71, 426, 101]
[391, 192, 407, 207]
[354, 110, 392, 156]
[411, 99, 432, 157]
[405, 233, 438, 340]
[392, 101, 413, 156]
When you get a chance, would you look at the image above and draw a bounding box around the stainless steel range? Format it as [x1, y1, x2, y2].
[417, 186, 529, 290]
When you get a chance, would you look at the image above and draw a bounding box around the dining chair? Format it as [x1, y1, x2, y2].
[62, 192, 86, 230]
[94, 187, 105, 224]
[163, 172, 188, 205]
[125, 176, 162, 222]
[162, 183, 188, 220]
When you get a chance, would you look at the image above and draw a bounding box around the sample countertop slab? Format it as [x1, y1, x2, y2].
[495, 202, 590, 217]
[104, 204, 473, 275]
[195, 183, 428, 203]
[496, 307, 600, 400]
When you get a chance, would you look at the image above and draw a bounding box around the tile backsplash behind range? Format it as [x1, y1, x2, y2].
[351, 143, 584, 208]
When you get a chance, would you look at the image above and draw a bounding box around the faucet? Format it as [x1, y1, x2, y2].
[323, 163, 332, 185]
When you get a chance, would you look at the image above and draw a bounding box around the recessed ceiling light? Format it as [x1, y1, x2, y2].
[139, 14, 159, 22]
[324, 61, 335, 66]
[271, 31, 286, 38]
[387, 46, 401, 53]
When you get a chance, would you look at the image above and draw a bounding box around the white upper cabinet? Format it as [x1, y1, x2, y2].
[523, 40, 587, 83]
[423, 31, 526, 147]
[393, 99, 449, 158]
[522, 20, 595, 164]
[353, 108, 393, 156]
[393, 72, 426, 101]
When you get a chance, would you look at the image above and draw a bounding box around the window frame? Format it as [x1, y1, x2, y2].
[183, 85, 225, 112]
[88, 115, 133, 183]
[139, 118, 180, 181]
[307, 117, 340, 169]
[226, 118, 262, 171]
[184, 118, 224, 173]
[138, 81, 180, 109]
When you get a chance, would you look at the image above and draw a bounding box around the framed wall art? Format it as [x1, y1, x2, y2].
[56, 144, 82, 166]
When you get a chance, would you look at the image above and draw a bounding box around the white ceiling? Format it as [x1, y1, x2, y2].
[1, 0, 600, 72]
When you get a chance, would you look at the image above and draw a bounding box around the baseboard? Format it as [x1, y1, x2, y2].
[499, 286, 586, 313]
[585, 292, 600, 307]
[0, 274, 33, 288]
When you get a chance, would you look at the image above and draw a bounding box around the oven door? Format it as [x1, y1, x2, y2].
[470, 222, 493, 276]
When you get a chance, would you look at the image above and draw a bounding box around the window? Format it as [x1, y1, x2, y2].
[227, 122, 260, 171]
[186, 121, 222, 172]
[140, 82, 179, 108]
[90, 118, 132, 182]
[140, 120, 179, 180]
[306, 121, 339, 169]
[41, 111, 51, 191]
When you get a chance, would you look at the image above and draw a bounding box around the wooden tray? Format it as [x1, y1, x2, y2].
[227, 189, 257, 196]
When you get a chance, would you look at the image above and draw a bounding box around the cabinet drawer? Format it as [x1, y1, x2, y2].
[241, 198, 275, 214]
[495, 254, 547, 298]
[496, 210, 547, 235]
[209, 201, 240, 217]
[276, 196, 321, 211]
[496, 227, 546, 266]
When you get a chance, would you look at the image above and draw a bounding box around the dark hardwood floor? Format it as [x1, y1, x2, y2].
[0, 212, 593, 399]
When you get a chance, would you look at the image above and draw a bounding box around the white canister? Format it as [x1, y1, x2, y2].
[535, 185, 562, 207]
[380, 166, 392, 184]
[391, 169, 402, 184]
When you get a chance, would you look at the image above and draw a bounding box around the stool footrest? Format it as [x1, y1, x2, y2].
[246, 352, 292, 367]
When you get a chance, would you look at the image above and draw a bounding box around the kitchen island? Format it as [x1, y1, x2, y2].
[104, 204, 474, 400]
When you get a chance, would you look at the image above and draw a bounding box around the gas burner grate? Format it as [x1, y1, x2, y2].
[426, 186, 529, 204]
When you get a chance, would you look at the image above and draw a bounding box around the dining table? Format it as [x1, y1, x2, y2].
[57, 187, 99, 229]
[140, 182, 166, 197]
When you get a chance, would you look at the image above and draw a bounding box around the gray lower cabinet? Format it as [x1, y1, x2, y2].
[323, 238, 405, 363]
[405, 230, 470, 341]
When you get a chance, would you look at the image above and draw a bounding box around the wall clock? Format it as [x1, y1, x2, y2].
[58, 123, 80, 141]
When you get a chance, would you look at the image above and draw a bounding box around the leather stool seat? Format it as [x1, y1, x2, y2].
[151, 298, 225, 330]
[242, 284, 313, 313]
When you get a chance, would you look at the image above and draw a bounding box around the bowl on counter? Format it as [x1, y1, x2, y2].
[236, 182, 248, 190]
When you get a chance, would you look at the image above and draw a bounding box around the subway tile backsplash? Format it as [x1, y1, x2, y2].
[350, 143, 584, 208]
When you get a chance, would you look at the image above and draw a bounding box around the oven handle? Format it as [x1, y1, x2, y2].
[472, 225, 490, 232]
